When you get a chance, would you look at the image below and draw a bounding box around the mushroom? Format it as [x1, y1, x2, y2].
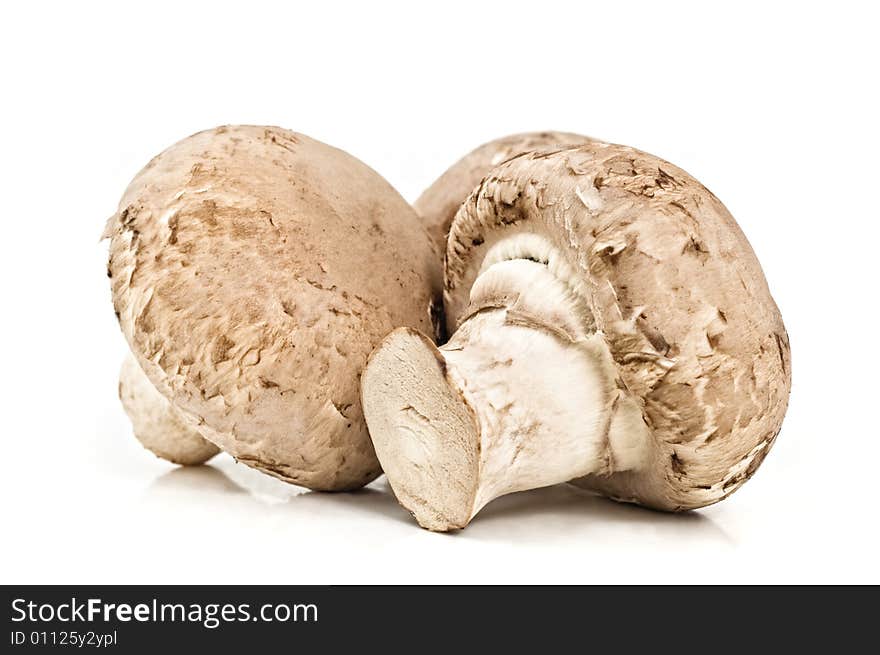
[362, 138, 791, 530]
[105, 125, 439, 490]
[415, 132, 595, 253]
[119, 355, 219, 466]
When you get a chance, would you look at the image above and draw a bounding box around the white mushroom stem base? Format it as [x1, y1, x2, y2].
[362, 260, 651, 531]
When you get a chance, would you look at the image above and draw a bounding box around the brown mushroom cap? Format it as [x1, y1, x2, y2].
[444, 140, 791, 510]
[415, 132, 595, 252]
[119, 355, 219, 466]
[105, 125, 438, 490]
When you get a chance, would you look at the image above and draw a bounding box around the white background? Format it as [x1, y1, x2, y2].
[1, 1, 877, 584]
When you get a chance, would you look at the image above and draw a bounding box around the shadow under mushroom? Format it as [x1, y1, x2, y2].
[146, 459, 733, 544]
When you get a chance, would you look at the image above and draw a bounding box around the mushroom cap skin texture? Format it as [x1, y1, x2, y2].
[105, 125, 438, 491]
[363, 138, 791, 530]
[119, 355, 220, 466]
[414, 132, 595, 252]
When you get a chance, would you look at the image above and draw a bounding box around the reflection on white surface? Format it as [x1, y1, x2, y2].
[148, 463, 410, 524]
[4, 415, 878, 584]
[2, 385, 875, 585]
[147, 460, 733, 546]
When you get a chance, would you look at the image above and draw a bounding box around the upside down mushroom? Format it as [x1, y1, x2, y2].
[105, 125, 439, 490]
[362, 137, 791, 530]
[415, 131, 594, 253]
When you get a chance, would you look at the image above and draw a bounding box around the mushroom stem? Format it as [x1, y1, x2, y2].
[362, 257, 651, 531]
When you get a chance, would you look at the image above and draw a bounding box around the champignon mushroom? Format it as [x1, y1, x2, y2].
[105, 125, 439, 490]
[415, 132, 595, 253]
[119, 354, 219, 466]
[362, 138, 791, 530]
